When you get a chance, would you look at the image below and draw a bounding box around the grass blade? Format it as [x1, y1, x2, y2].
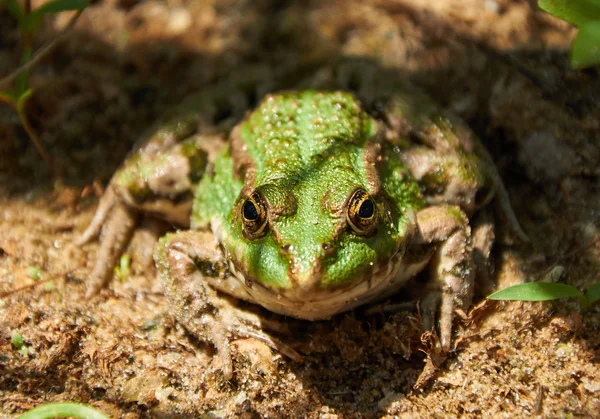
[31, 0, 89, 15]
[488, 282, 583, 301]
[23, 0, 89, 32]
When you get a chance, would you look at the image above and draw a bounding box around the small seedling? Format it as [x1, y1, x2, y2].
[17, 402, 110, 419]
[26, 265, 41, 280]
[11, 332, 24, 349]
[538, 0, 600, 68]
[11, 331, 29, 356]
[1, 0, 89, 173]
[114, 253, 131, 280]
[488, 281, 600, 308]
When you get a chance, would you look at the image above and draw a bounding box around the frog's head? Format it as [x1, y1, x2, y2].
[213, 91, 423, 319]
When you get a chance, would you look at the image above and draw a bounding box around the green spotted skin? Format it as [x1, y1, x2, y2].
[192, 91, 423, 292]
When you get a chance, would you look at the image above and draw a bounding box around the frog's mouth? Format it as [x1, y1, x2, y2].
[224, 249, 431, 321]
[209, 216, 431, 320]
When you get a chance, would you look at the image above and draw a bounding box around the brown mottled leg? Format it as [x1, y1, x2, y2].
[80, 188, 138, 297]
[415, 205, 475, 351]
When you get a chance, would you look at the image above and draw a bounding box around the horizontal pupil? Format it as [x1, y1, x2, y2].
[358, 199, 374, 218]
[243, 200, 259, 220]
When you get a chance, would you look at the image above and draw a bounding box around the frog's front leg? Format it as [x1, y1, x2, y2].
[155, 230, 301, 379]
[414, 205, 475, 351]
[79, 125, 223, 296]
[387, 94, 528, 240]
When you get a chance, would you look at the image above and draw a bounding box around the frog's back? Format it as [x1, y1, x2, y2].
[236, 91, 378, 187]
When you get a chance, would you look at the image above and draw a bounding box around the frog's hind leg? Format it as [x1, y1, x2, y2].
[156, 230, 301, 380]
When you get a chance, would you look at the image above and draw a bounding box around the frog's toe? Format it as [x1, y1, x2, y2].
[197, 307, 302, 380]
[77, 186, 118, 245]
[217, 302, 303, 363]
[241, 327, 302, 362]
[420, 291, 442, 346]
[85, 199, 138, 297]
[204, 316, 234, 380]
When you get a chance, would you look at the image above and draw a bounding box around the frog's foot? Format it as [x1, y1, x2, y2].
[156, 230, 301, 380]
[78, 186, 138, 297]
[415, 205, 475, 351]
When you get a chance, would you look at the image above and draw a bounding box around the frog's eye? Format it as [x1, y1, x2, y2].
[347, 189, 378, 236]
[242, 191, 269, 239]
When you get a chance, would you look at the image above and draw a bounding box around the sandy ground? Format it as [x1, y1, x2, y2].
[1, 0, 599, 417]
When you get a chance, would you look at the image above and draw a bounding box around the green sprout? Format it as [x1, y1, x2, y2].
[11, 332, 25, 349]
[539, 0, 600, 68]
[11, 331, 29, 356]
[0, 0, 89, 174]
[489, 281, 600, 308]
[17, 402, 110, 419]
[114, 253, 131, 280]
[27, 265, 42, 280]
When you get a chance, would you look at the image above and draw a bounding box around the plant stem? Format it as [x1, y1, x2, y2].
[0, 10, 84, 91]
[16, 93, 55, 174]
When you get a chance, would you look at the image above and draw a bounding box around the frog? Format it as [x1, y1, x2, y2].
[78, 86, 527, 379]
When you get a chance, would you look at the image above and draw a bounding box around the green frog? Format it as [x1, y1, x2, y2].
[79, 87, 526, 378]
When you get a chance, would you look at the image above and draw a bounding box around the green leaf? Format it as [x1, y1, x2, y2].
[17, 402, 110, 419]
[31, 0, 89, 15]
[585, 282, 600, 305]
[3, 0, 24, 22]
[539, 0, 600, 26]
[571, 20, 600, 68]
[488, 282, 583, 301]
[21, 0, 89, 31]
